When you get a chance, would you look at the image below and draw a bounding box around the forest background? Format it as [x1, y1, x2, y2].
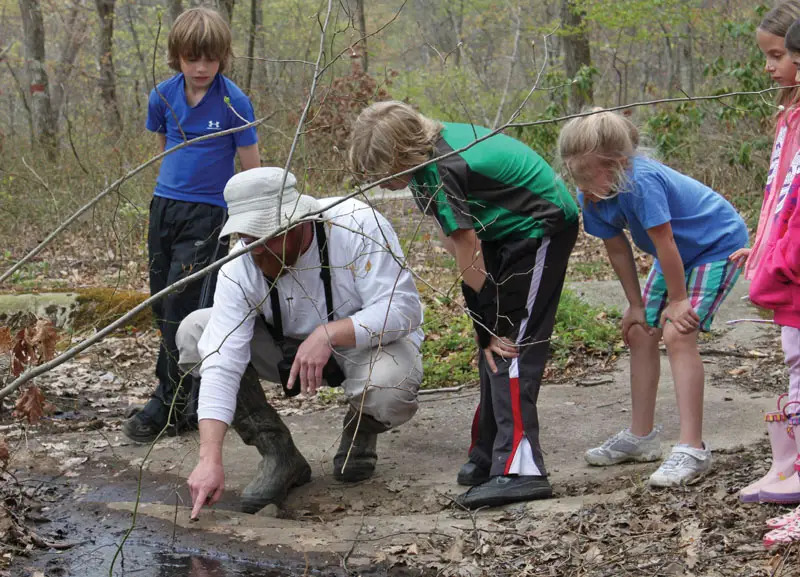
[0, 0, 779, 264]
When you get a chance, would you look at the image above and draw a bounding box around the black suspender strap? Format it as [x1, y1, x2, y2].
[265, 279, 283, 343]
[315, 220, 334, 323]
[261, 219, 333, 341]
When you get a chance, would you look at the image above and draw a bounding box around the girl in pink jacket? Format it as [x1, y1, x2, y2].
[736, 3, 800, 529]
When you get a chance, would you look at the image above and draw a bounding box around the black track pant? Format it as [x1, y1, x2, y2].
[143, 196, 228, 424]
[468, 222, 578, 477]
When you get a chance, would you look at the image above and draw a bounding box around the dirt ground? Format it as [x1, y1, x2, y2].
[2, 267, 798, 577]
[0, 198, 796, 576]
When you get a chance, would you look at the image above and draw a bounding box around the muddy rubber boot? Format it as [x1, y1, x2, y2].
[232, 365, 311, 514]
[333, 408, 389, 482]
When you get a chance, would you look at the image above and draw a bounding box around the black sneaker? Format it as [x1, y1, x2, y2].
[456, 462, 490, 486]
[455, 475, 553, 509]
[121, 409, 176, 444]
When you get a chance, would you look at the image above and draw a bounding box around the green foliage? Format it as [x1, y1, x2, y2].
[644, 103, 704, 159]
[550, 289, 621, 369]
[420, 295, 477, 390]
[576, 0, 697, 35]
[703, 8, 773, 123]
[419, 288, 621, 389]
[512, 69, 570, 164]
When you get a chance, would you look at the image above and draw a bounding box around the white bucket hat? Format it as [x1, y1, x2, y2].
[219, 167, 322, 239]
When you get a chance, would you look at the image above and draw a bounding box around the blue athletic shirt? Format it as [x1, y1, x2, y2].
[146, 73, 258, 207]
[579, 156, 748, 272]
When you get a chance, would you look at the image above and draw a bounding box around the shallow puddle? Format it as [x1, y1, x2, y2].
[29, 543, 345, 577]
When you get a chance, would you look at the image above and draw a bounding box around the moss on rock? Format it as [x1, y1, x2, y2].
[73, 288, 152, 332]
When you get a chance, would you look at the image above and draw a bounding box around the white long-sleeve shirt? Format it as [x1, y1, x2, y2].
[197, 197, 424, 424]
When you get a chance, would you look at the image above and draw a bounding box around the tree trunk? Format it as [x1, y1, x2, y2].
[125, 1, 150, 115]
[167, 0, 183, 26]
[217, 0, 234, 24]
[244, 0, 259, 92]
[350, 0, 367, 73]
[445, 0, 465, 68]
[18, 0, 57, 157]
[52, 0, 89, 124]
[560, 0, 593, 113]
[217, 0, 235, 78]
[252, 0, 266, 89]
[5, 60, 35, 145]
[682, 22, 696, 95]
[95, 0, 122, 135]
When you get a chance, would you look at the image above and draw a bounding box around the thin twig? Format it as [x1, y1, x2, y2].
[276, 0, 334, 219]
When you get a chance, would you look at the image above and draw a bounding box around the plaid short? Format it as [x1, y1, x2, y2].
[642, 258, 741, 332]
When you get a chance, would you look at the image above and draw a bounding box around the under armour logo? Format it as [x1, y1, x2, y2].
[207, 120, 220, 129]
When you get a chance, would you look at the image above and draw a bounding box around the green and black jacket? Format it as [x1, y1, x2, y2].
[410, 122, 578, 241]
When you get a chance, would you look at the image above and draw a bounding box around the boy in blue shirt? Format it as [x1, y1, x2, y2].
[123, 7, 260, 443]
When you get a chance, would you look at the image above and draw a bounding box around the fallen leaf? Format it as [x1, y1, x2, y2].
[0, 328, 12, 352]
[10, 319, 58, 376]
[582, 543, 604, 563]
[11, 328, 33, 377]
[681, 520, 702, 570]
[28, 319, 57, 364]
[444, 535, 464, 562]
[0, 436, 8, 465]
[13, 385, 55, 424]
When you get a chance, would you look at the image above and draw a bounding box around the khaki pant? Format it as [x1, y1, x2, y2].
[176, 308, 422, 428]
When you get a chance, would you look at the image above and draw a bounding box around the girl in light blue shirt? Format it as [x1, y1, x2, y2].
[558, 110, 747, 488]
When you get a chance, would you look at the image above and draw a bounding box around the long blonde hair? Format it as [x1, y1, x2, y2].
[557, 110, 639, 199]
[348, 101, 443, 182]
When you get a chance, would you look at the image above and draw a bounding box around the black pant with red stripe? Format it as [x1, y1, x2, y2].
[468, 222, 578, 477]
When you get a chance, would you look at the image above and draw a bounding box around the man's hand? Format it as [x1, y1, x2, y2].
[288, 325, 333, 396]
[188, 458, 225, 519]
[660, 298, 700, 334]
[483, 335, 519, 374]
[728, 247, 751, 269]
[621, 305, 654, 345]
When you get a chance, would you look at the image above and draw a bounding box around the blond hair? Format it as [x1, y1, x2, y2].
[168, 8, 232, 74]
[557, 110, 639, 199]
[348, 101, 443, 182]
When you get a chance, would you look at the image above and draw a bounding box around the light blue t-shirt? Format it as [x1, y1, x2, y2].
[578, 156, 748, 272]
[146, 73, 258, 207]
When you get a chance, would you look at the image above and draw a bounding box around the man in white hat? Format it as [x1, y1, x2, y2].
[178, 167, 424, 516]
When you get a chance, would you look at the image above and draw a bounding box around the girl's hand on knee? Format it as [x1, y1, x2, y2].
[483, 336, 518, 374]
[660, 299, 700, 334]
[621, 306, 653, 345]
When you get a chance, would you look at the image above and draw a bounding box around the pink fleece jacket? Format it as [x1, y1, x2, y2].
[749, 110, 800, 329]
[746, 108, 800, 280]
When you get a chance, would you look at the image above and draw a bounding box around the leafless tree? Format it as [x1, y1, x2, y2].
[95, 0, 123, 134]
[18, 0, 57, 158]
[561, 0, 593, 112]
[167, 0, 184, 26]
[349, 0, 368, 73]
[51, 0, 89, 124]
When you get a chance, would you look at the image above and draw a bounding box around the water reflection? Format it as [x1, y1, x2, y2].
[153, 552, 269, 577]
